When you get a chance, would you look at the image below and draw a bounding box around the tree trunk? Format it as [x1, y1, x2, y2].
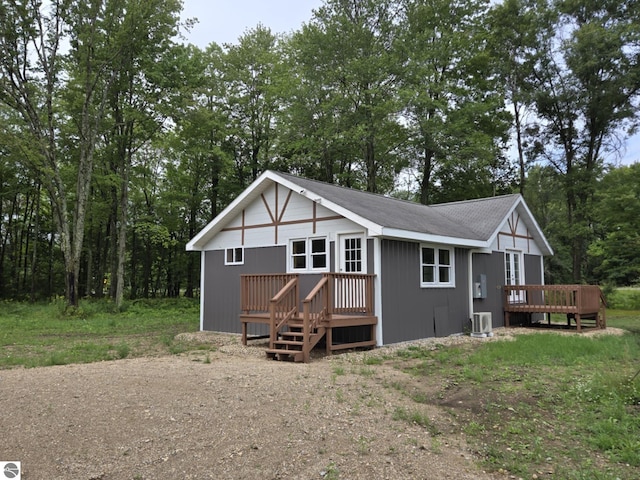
[115, 161, 129, 309]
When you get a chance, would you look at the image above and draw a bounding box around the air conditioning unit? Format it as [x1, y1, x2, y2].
[471, 312, 493, 338]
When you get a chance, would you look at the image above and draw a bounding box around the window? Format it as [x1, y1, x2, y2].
[343, 236, 363, 273]
[225, 247, 244, 265]
[289, 237, 328, 272]
[420, 245, 454, 287]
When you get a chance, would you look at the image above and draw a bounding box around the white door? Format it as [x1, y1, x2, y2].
[505, 251, 525, 303]
[336, 234, 366, 310]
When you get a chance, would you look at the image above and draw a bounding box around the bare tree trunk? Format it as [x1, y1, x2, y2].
[115, 162, 129, 309]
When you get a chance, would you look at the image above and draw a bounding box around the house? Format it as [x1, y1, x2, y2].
[186, 170, 554, 358]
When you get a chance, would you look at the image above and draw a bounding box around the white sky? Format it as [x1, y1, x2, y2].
[180, 0, 324, 47]
[179, 0, 639, 166]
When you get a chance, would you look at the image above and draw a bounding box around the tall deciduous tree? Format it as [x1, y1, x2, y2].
[589, 164, 640, 286]
[285, 0, 406, 193]
[0, 0, 121, 307]
[497, 0, 640, 282]
[222, 25, 284, 184]
[398, 0, 512, 204]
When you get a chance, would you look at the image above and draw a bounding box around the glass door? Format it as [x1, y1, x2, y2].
[505, 251, 525, 303]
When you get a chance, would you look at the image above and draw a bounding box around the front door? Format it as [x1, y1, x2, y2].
[336, 234, 366, 310]
[505, 250, 524, 303]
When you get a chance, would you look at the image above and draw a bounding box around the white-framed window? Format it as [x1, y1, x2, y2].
[225, 247, 244, 265]
[340, 234, 364, 273]
[289, 237, 328, 272]
[420, 245, 454, 287]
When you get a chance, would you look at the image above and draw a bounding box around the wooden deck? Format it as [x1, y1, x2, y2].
[504, 284, 606, 331]
[240, 273, 377, 362]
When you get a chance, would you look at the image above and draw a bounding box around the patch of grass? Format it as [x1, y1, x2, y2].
[392, 406, 440, 436]
[0, 298, 199, 368]
[390, 312, 640, 479]
[362, 354, 383, 365]
[332, 365, 346, 376]
[321, 461, 340, 480]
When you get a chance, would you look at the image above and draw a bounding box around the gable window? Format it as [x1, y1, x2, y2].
[290, 237, 328, 272]
[225, 247, 244, 265]
[420, 245, 454, 287]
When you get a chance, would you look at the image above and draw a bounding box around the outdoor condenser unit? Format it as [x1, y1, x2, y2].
[471, 312, 493, 337]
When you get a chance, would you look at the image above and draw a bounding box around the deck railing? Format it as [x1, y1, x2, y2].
[240, 272, 377, 361]
[503, 284, 606, 330]
[329, 273, 376, 315]
[241, 274, 298, 313]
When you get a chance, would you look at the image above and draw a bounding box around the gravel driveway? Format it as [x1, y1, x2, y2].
[0, 331, 510, 480]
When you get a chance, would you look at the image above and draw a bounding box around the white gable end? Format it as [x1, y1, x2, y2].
[203, 182, 364, 251]
[489, 206, 544, 256]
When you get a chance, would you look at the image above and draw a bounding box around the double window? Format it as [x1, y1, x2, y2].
[290, 237, 328, 272]
[420, 245, 454, 287]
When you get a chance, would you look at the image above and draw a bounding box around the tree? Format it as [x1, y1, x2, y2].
[501, 0, 640, 282]
[284, 0, 406, 193]
[398, 0, 512, 204]
[222, 25, 285, 184]
[589, 164, 640, 286]
[0, 0, 122, 307]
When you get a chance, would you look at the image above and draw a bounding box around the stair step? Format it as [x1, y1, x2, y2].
[265, 349, 304, 362]
[275, 339, 304, 345]
[280, 331, 304, 339]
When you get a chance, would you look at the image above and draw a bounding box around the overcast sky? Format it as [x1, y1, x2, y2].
[179, 0, 639, 166]
[181, 0, 324, 47]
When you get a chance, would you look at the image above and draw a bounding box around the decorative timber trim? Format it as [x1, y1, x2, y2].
[497, 212, 534, 253]
[221, 184, 343, 244]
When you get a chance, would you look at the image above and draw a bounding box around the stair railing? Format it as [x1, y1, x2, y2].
[301, 276, 330, 363]
[268, 277, 299, 349]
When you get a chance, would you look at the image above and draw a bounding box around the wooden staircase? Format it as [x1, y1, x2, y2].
[265, 319, 326, 362]
[240, 273, 377, 363]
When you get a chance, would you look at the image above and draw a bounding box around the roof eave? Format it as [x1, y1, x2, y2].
[379, 228, 488, 249]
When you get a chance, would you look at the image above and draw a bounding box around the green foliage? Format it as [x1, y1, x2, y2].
[605, 289, 640, 312]
[589, 164, 640, 286]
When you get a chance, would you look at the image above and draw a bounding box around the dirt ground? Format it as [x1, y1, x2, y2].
[0, 327, 623, 480]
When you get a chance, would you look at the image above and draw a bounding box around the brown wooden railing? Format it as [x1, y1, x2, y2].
[269, 277, 299, 349]
[503, 284, 606, 330]
[241, 274, 298, 313]
[329, 273, 376, 315]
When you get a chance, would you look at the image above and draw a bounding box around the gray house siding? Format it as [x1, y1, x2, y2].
[202, 241, 347, 334]
[380, 239, 470, 344]
[471, 251, 544, 328]
[203, 246, 286, 333]
[472, 251, 506, 328]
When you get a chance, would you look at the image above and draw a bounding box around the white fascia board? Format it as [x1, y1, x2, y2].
[186, 171, 276, 251]
[379, 227, 488, 248]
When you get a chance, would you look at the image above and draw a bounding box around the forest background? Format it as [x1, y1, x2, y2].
[0, 0, 639, 308]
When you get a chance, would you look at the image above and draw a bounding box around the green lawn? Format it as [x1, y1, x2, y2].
[0, 298, 202, 368]
[1, 300, 638, 479]
[389, 309, 640, 480]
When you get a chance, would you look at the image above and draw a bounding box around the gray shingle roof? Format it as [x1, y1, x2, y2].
[277, 172, 520, 242]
